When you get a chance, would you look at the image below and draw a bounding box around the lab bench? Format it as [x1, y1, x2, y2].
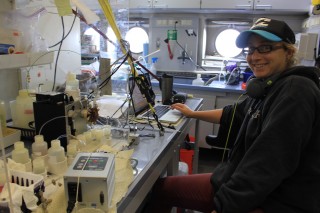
[0, 97, 203, 213]
[117, 97, 203, 212]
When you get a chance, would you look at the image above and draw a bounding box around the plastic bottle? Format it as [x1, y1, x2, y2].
[192, 74, 204, 86]
[14, 89, 35, 128]
[48, 140, 65, 162]
[32, 135, 48, 156]
[32, 158, 46, 175]
[47, 139, 67, 175]
[65, 72, 80, 100]
[68, 139, 79, 154]
[76, 134, 87, 151]
[67, 140, 78, 165]
[150, 57, 158, 78]
[12, 141, 30, 165]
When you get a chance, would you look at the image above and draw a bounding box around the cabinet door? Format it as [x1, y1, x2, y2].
[165, 0, 200, 8]
[201, 0, 253, 10]
[129, 0, 153, 8]
[255, 0, 310, 12]
[152, 0, 169, 8]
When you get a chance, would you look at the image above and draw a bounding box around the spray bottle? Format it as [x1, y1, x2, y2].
[150, 57, 158, 79]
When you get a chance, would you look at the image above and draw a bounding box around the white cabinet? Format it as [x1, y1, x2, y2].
[201, 0, 310, 12]
[254, 0, 310, 12]
[166, 0, 200, 8]
[201, 0, 253, 10]
[129, 0, 157, 8]
[129, 0, 200, 9]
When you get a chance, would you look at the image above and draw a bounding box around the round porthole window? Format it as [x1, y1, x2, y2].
[215, 29, 242, 58]
[125, 27, 149, 54]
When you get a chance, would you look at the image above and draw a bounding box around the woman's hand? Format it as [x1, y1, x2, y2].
[171, 103, 194, 117]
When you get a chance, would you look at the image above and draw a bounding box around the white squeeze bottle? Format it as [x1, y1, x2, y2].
[12, 141, 32, 172]
[32, 135, 48, 156]
[192, 74, 204, 86]
[48, 139, 67, 175]
[48, 140, 65, 163]
[67, 141, 78, 166]
[12, 141, 30, 164]
[67, 139, 79, 156]
[65, 72, 80, 100]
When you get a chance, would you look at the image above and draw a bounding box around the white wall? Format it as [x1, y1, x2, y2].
[149, 15, 199, 71]
[0, 2, 81, 119]
[20, 7, 81, 92]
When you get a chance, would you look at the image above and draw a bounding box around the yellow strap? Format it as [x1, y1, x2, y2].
[98, 0, 136, 76]
[97, 1, 163, 134]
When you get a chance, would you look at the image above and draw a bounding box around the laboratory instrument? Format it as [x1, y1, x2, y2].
[64, 152, 115, 212]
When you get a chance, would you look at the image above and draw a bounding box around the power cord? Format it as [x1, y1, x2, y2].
[221, 93, 244, 162]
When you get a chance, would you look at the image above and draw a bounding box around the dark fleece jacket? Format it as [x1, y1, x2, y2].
[211, 66, 320, 213]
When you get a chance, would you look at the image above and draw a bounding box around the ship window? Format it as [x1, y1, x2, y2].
[125, 27, 149, 54]
[215, 28, 242, 58]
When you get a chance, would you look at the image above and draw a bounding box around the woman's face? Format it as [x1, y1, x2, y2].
[246, 34, 292, 79]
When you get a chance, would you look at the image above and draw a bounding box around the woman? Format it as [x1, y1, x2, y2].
[144, 18, 320, 213]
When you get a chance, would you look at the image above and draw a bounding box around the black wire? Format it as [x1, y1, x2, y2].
[52, 16, 65, 91]
[48, 10, 77, 48]
[110, 98, 128, 118]
[98, 53, 129, 90]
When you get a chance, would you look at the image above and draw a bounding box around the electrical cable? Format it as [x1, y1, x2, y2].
[49, 9, 77, 48]
[110, 98, 128, 119]
[98, 52, 129, 91]
[72, 9, 117, 47]
[38, 115, 67, 135]
[91, 0, 165, 134]
[221, 93, 244, 162]
[52, 16, 65, 91]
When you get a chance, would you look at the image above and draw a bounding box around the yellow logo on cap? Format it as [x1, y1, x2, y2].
[251, 18, 271, 29]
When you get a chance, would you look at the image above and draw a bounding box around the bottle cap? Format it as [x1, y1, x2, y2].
[51, 140, 61, 148]
[151, 57, 158, 63]
[34, 135, 44, 143]
[67, 72, 76, 80]
[14, 141, 24, 150]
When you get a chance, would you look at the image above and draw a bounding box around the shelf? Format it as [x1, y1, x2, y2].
[0, 51, 54, 70]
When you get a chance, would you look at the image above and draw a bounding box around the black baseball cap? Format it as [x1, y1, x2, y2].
[236, 18, 296, 48]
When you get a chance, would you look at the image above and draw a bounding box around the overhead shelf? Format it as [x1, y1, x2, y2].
[0, 51, 54, 70]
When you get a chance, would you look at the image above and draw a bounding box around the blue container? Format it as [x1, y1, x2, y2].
[0, 43, 15, 54]
[243, 72, 253, 83]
